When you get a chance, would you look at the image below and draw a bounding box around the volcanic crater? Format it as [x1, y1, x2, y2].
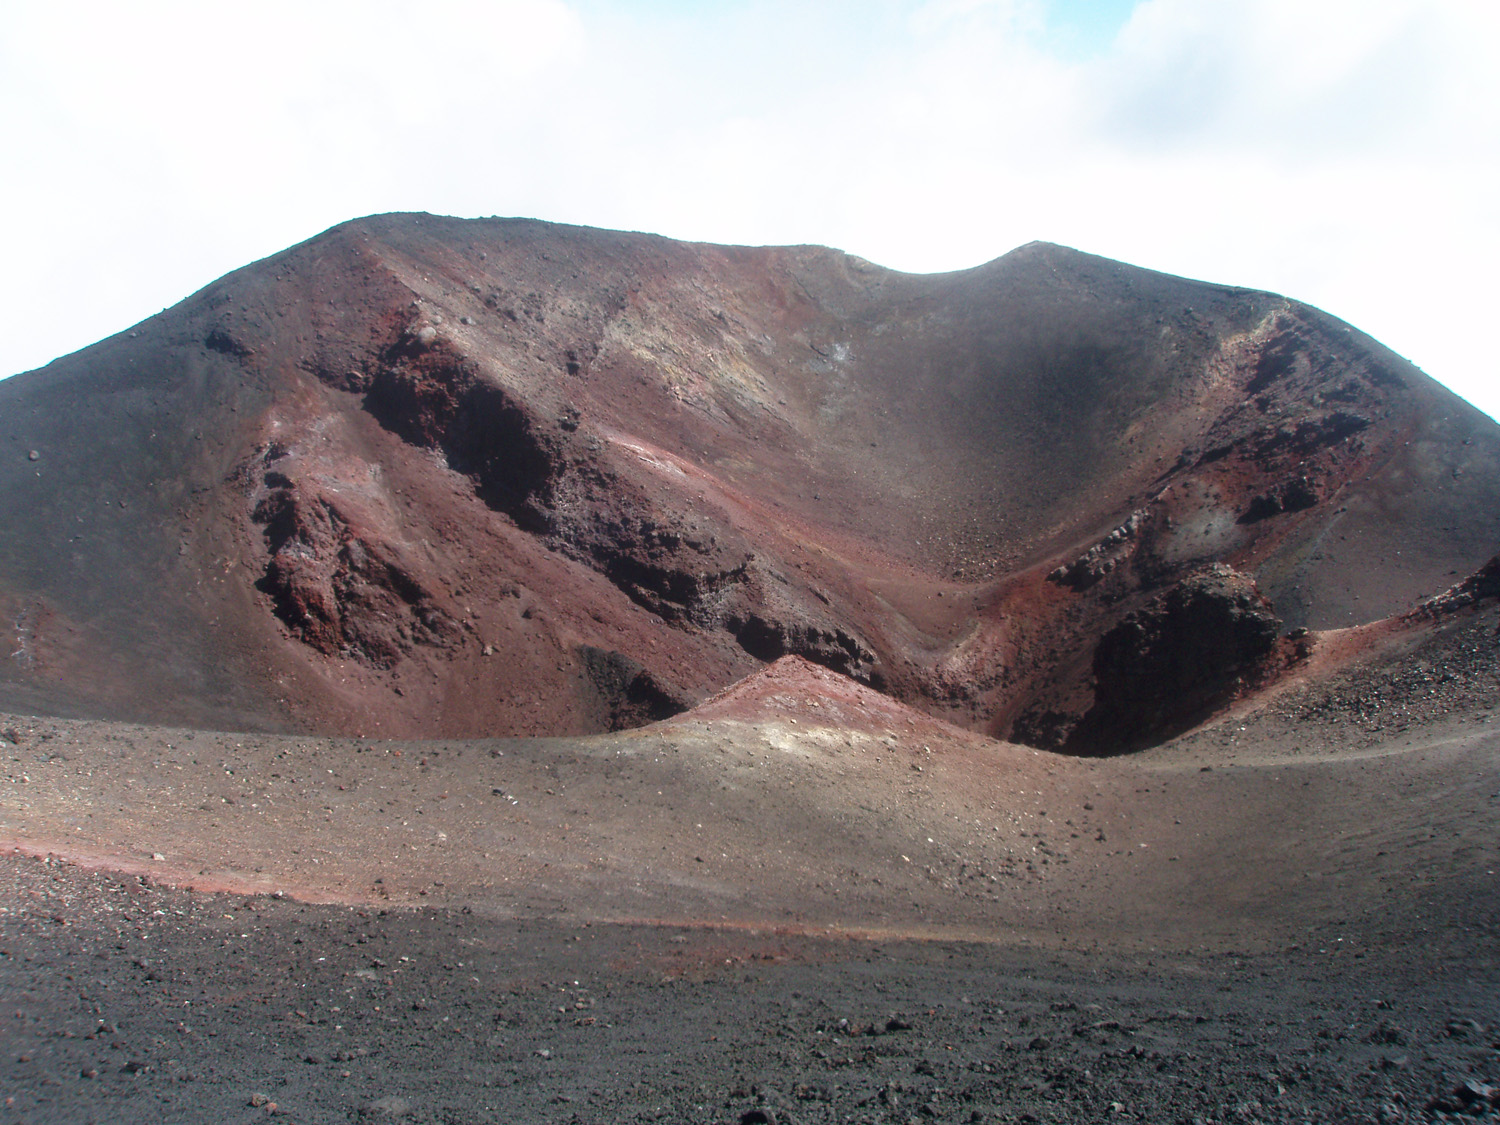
[2, 215, 1499, 1124]
[3, 213, 1496, 750]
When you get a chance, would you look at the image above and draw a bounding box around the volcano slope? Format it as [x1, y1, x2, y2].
[2, 217, 1500, 1123]
[1, 212, 1497, 743]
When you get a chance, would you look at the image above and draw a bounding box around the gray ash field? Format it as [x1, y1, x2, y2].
[2, 608, 1498, 1123]
[4, 857, 1498, 1125]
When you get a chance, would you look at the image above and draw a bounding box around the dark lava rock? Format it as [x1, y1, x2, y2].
[1070, 564, 1282, 753]
[1457, 1078, 1498, 1105]
[1447, 1018, 1489, 1040]
[1367, 1019, 1410, 1045]
[1240, 474, 1320, 523]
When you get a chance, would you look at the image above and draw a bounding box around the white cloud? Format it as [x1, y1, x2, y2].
[1, 0, 1496, 419]
[1097, 0, 1448, 158]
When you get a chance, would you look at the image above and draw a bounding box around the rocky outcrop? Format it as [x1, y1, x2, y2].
[249, 449, 461, 669]
[572, 509, 754, 626]
[1068, 564, 1283, 753]
[361, 338, 562, 535]
[1409, 552, 1500, 618]
[726, 610, 879, 685]
[1048, 509, 1149, 591]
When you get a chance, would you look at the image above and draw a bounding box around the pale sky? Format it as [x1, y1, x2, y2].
[2, 0, 1496, 419]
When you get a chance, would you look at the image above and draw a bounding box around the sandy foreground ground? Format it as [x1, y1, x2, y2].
[2, 626, 1499, 1122]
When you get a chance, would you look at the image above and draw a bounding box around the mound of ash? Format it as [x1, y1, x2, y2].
[1, 213, 1497, 750]
[677, 655, 986, 744]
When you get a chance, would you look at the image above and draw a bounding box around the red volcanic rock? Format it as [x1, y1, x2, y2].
[1, 214, 1498, 749]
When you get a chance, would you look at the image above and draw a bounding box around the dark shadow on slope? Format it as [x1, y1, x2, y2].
[1063, 565, 1286, 755]
[577, 645, 695, 731]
